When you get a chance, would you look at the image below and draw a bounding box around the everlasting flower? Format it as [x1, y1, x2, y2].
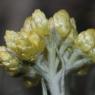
[75, 29, 95, 62]
[31, 9, 49, 37]
[75, 29, 95, 52]
[1, 9, 95, 95]
[53, 10, 71, 39]
[0, 46, 20, 75]
[4, 30, 45, 61]
[22, 9, 49, 38]
[22, 16, 32, 33]
[4, 10, 51, 61]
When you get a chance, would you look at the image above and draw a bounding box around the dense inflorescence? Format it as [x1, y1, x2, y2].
[0, 9, 95, 91]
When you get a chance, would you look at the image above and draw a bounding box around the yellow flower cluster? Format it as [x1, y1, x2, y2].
[21, 9, 49, 37]
[75, 29, 95, 62]
[52, 10, 73, 38]
[4, 9, 48, 61]
[0, 8, 95, 83]
[49, 10, 77, 40]
[0, 46, 20, 75]
[4, 9, 77, 62]
[5, 30, 45, 61]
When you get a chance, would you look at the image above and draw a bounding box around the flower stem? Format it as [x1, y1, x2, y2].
[48, 78, 61, 95]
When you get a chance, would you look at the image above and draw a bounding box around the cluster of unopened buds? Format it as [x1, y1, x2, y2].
[0, 9, 95, 95]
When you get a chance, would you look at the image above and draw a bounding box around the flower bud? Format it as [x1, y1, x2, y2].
[22, 16, 32, 33]
[53, 10, 71, 39]
[22, 9, 49, 38]
[4, 30, 45, 61]
[75, 29, 95, 62]
[0, 46, 20, 75]
[4, 30, 28, 60]
[75, 29, 95, 52]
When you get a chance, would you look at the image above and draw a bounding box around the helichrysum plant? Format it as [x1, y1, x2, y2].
[0, 9, 95, 95]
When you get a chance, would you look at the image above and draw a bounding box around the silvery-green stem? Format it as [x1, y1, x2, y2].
[42, 79, 48, 95]
[34, 62, 63, 95]
[32, 32, 92, 95]
[48, 78, 61, 95]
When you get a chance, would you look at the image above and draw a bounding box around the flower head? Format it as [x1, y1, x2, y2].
[75, 29, 95, 62]
[75, 29, 95, 52]
[52, 10, 71, 39]
[0, 46, 20, 75]
[4, 30, 45, 61]
[22, 9, 49, 38]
